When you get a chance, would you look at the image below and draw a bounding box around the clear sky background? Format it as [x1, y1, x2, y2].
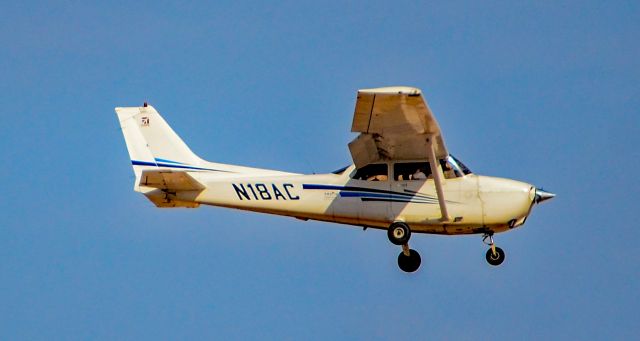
[1, 1, 638, 339]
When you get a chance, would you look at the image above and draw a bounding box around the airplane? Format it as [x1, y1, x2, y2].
[115, 86, 555, 273]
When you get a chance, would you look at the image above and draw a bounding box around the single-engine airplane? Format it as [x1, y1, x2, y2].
[116, 86, 554, 272]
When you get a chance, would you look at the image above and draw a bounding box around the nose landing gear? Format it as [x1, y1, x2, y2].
[388, 222, 421, 272]
[482, 233, 505, 266]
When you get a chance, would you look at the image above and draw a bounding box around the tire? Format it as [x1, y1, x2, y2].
[398, 249, 421, 273]
[387, 222, 411, 245]
[485, 247, 505, 266]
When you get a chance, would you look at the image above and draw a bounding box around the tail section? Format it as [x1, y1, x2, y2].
[115, 103, 297, 206]
[115, 104, 207, 207]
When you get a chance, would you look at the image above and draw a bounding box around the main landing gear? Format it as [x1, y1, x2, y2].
[388, 222, 421, 273]
[482, 233, 505, 266]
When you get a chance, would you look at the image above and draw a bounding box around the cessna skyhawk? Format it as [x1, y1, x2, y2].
[115, 86, 555, 272]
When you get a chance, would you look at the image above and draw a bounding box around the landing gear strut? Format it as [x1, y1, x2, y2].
[388, 222, 421, 272]
[397, 244, 421, 273]
[482, 233, 505, 266]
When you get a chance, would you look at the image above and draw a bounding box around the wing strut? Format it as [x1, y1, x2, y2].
[427, 136, 450, 221]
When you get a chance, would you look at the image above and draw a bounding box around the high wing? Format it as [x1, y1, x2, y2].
[348, 86, 448, 168]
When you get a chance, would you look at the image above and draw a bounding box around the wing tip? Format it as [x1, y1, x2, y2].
[358, 86, 421, 95]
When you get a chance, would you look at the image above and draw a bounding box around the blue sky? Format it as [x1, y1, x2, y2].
[1, 1, 639, 339]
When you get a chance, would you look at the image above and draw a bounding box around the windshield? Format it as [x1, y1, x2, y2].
[332, 165, 350, 175]
[448, 155, 472, 175]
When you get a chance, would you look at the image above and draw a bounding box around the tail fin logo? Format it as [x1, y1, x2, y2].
[141, 116, 150, 126]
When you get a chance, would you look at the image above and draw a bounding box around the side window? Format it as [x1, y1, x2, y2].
[394, 162, 431, 181]
[352, 164, 389, 181]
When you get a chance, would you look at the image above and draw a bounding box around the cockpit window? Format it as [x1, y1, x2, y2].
[449, 155, 472, 175]
[393, 156, 471, 181]
[352, 163, 388, 181]
[394, 162, 431, 181]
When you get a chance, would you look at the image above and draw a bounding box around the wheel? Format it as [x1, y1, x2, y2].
[485, 246, 505, 266]
[387, 222, 411, 245]
[398, 249, 421, 273]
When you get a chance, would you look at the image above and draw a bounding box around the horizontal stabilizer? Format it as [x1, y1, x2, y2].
[139, 170, 204, 191]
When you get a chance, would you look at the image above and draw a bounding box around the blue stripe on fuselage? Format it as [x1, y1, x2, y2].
[302, 183, 459, 204]
[339, 191, 438, 203]
[302, 184, 437, 200]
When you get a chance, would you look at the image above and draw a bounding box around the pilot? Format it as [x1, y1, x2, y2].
[442, 161, 455, 179]
[412, 168, 427, 180]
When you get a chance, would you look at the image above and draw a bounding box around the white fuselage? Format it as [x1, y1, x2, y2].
[141, 163, 536, 236]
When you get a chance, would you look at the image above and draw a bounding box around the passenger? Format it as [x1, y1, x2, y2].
[412, 168, 427, 180]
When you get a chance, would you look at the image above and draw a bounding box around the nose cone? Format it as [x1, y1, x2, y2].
[535, 188, 556, 204]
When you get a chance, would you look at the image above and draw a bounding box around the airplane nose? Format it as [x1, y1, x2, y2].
[535, 188, 556, 204]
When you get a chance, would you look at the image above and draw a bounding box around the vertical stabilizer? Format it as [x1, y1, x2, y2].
[115, 104, 202, 167]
